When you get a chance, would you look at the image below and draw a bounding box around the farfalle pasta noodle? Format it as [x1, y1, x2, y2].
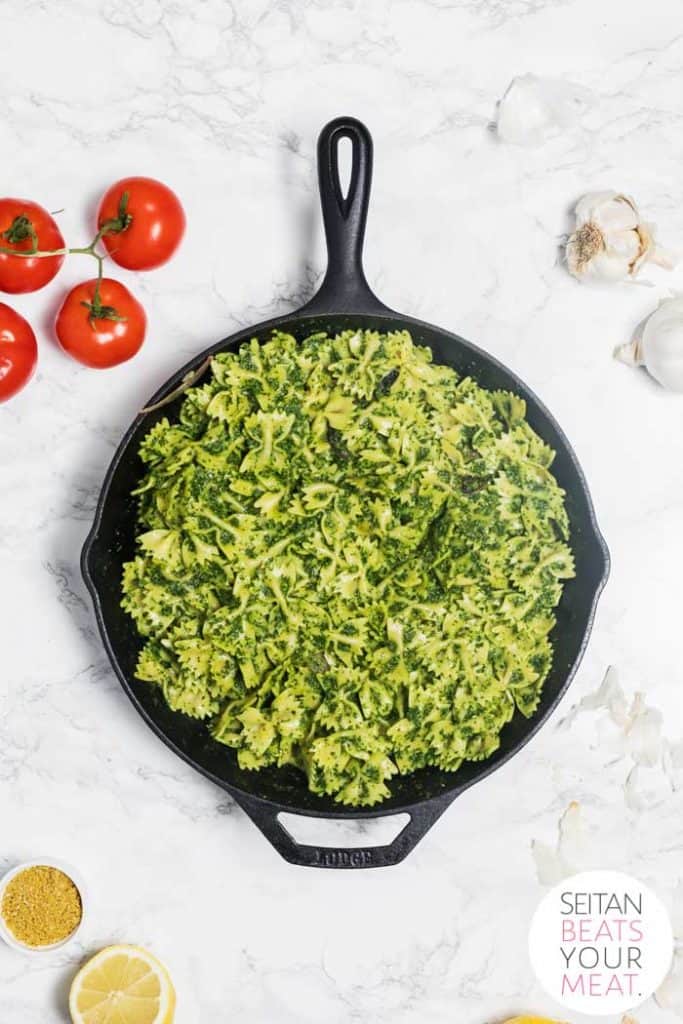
[121, 329, 574, 806]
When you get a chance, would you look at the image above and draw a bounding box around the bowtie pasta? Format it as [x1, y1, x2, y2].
[122, 329, 574, 806]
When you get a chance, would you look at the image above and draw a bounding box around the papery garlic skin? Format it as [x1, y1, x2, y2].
[496, 74, 591, 147]
[617, 297, 683, 392]
[566, 191, 673, 282]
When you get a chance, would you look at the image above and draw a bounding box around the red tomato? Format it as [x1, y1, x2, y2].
[55, 278, 146, 369]
[0, 198, 65, 293]
[0, 303, 38, 402]
[98, 177, 185, 271]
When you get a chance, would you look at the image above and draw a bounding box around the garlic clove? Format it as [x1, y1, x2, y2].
[575, 192, 638, 233]
[496, 73, 591, 147]
[567, 226, 636, 281]
[608, 228, 644, 265]
[567, 191, 674, 282]
[616, 297, 683, 391]
[641, 299, 683, 391]
[581, 247, 633, 282]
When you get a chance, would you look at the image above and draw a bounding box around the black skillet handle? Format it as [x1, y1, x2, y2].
[232, 789, 456, 869]
[297, 116, 394, 318]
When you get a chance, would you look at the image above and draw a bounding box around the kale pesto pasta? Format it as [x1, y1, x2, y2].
[121, 329, 574, 806]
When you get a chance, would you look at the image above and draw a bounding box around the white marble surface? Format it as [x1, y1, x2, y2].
[2, 0, 683, 1021]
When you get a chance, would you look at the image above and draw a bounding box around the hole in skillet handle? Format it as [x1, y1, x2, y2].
[336, 135, 354, 202]
[232, 789, 457, 868]
[279, 811, 411, 848]
[297, 116, 395, 319]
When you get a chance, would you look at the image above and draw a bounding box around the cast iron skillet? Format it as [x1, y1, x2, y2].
[82, 116, 609, 868]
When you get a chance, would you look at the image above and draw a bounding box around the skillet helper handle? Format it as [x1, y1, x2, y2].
[233, 790, 456, 869]
[298, 116, 393, 317]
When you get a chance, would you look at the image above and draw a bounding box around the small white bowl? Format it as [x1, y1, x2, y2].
[0, 857, 87, 955]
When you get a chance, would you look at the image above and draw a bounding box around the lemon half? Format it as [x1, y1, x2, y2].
[69, 944, 175, 1024]
[503, 1018, 568, 1024]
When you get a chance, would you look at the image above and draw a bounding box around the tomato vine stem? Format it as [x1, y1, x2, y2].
[0, 207, 132, 322]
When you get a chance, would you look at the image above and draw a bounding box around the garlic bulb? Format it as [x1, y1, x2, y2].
[616, 296, 683, 392]
[496, 73, 591, 146]
[566, 192, 673, 282]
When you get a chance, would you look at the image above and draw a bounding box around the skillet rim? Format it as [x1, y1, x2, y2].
[81, 305, 610, 822]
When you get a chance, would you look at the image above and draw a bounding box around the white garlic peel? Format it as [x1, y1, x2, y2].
[566, 191, 674, 283]
[496, 73, 592, 147]
[616, 297, 683, 392]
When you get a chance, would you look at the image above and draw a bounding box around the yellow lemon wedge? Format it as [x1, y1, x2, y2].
[69, 944, 175, 1024]
[503, 1018, 568, 1024]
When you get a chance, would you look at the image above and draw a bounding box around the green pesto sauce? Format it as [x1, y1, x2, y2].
[121, 329, 574, 806]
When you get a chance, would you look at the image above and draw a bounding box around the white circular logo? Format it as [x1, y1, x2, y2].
[529, 869, 673, 1016]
